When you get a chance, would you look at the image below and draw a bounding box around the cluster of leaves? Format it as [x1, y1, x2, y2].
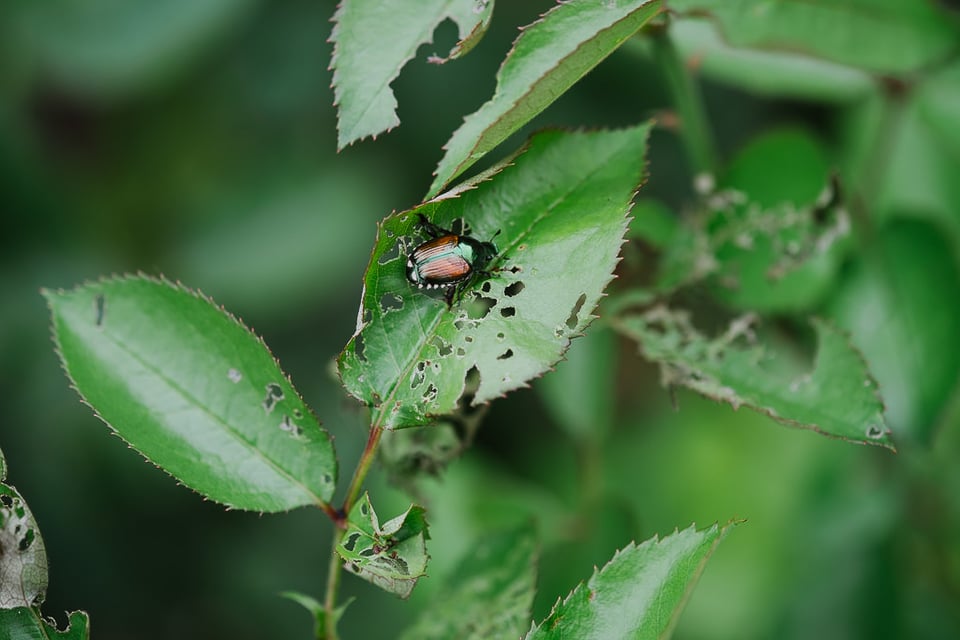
[10, 0, 960, 638]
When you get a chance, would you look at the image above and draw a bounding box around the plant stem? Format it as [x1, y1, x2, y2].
[324, 527, 345, 640]
[322, 421, 385, 636]
[650, 22, 718, 178]
[344, 423, 384, 511]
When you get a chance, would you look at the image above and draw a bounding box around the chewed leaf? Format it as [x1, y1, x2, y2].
[525, 522, 736, 640]
[618, 307, 893, 448]
[336, 493, 429, 599]
[0, 477, 48, 609]
[0, 608, 90, 640]
[635, 129, 850, 312]
[44, 276, 337, 512]
[428, 0, 662, 196]
[338, 125, 650, 429]
[331, 0, 495, 149]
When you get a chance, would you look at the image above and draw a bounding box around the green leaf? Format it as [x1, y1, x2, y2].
[829, 220, 960, 444]
[399, 526, 537, 640]
[336, 493, 429, 598]
[0, 609, 90, 640]
[669, 0, 959, 75]
[281, 591, 353, 640]
[0, 474, 48, 610]
[537, 326, 618, 441]
[428, 0, 663, 196]
[616, 308, 893, 448]
[43, 275, 337, 513]
[706, 128, 849, 312]
[339, 125, 650, 429]
[666, 18, 874, 102]
[525, 522, 736, 640]
[331, 0, 495, 149]
[633, 130, 849, 310]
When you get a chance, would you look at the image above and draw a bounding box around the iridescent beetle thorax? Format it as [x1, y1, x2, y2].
[405, 214, 499, 305]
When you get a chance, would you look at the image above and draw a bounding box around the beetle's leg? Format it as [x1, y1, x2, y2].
[416, 213, 450, 239]
[444, 286, 456, 309]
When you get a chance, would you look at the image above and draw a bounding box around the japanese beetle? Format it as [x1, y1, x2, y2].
[406, 213, 499, 307]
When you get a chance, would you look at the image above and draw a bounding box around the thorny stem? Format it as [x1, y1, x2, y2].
[323, 422, 385, 637]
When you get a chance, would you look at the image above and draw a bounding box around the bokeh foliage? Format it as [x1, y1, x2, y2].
[2, 0, 959, 638]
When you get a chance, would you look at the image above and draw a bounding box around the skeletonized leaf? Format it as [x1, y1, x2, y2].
[336, 493, 429, 599]
[44, 276, 337, 513]
[428, 0, 662, 196]
[339, 125, 650, 429]
[331, 0, 495, 149]
[525, 522, 735, 640]
[617, 307, 893, 448]
[0, 467, 48, 610]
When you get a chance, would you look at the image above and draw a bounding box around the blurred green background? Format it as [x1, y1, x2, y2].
[2, 1, 959, 639]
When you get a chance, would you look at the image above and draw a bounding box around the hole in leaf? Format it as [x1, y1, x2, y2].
[500, 306, 516, 318]
[504, 281, 525, 297]
[354, 333, 367, 361]
[422, 383, 438, 402]
[497, 349, 514, 360]
[292, 408, 303, 420]
[279, 415, 303, 437]
[343, 532, 362, 551]
[566, 294, 587, 330]
[481, 281, 491, 293]
[262, 383, 284, 413]
[456, 347, 466, 357]
[458, 366, 481, 408]
[18, 527, 35, 552]
[497, 332, 505, 341]
[411, 361, 427, 389]
[379, 293, 404, 313]
[464, 335, 474, 343]
[465, 295, 496, 320]
[378, 240, 402, 265]
[430, 336, 453, 357]
[93, 293, 105, 327]
[866, 424, 884, 439]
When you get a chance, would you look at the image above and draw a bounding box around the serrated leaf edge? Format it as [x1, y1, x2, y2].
[42, 272, 339, 512]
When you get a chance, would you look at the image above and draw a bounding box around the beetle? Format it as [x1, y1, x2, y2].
[405, 213, 499, 307]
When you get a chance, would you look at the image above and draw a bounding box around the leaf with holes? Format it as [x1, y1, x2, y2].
[338, 124, 650, 429]
[427, 0, 662, 197]
[336, 493, 429, 599]
[524, 522, 735, 640]
[399, 525, 537, 640]
[0, 457, 48, 610]
[0, 609, 90, 639]
[43, 276, 337, 513]
[631, 129, 850, 312]
[617, 307, 893, 448]
[331, 0, 494, 149]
